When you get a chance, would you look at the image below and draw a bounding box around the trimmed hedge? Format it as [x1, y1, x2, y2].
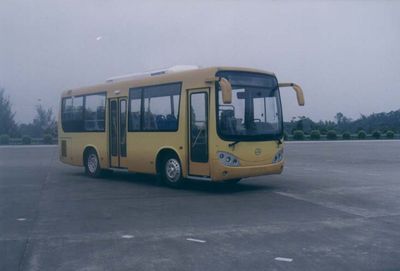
[0, 134, 10, 145]
[310, 130, 320, 140]
[293, 130, 304, 140]
[22, 135, 32, 145]
[342, 132, 351, 140]
[386, 130, 394, 139]
[372, 130, 381, 139]
[358, 130, 367, 139]
[326, 130, 337, 140]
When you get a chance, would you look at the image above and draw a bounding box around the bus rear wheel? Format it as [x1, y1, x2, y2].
[161, 155, 184, 188]
[84, 149, 102, 178]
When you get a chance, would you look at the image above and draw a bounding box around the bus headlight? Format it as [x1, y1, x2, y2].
[272, 148, 284, 163]
[217, 152, 240, 167]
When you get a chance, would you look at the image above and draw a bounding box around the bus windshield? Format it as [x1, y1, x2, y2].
[216, 71, 283, 141]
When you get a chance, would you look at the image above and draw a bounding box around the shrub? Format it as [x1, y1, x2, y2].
[372, 130, 381, 139]
[22, 135, 32, 145]
[43, 134, 53, 144]
[342, 132, 351, 140]
[326, 130, 337, 140]
[0, 134, 10, 145]
[293, 130, 304, 140]
[310, 130, 321, 140]
[386, 130, 395, 139]
[358, 130, 367, 139]
[320, 128, 327, 135]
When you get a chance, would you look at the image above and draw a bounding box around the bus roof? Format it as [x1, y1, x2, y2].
[61, 66, 275, 97]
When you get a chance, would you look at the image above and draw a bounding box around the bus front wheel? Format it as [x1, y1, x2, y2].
[84, 149, 102, 178]
[161, 155, 184, 188]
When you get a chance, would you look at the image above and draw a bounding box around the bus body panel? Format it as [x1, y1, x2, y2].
[59, 134, 108, 168]
[126, 133, 187, 175]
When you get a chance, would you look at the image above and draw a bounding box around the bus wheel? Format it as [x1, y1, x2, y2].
[161, 155, 183, 188]
[85, 149, 102, 178]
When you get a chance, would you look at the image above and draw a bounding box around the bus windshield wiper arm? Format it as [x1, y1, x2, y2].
[228, 140, 241, 148]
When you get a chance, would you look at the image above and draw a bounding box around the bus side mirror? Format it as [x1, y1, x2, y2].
[220, 77, 232, 104]
[278, 83, 305, 106]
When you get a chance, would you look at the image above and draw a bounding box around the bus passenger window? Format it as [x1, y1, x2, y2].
[61, 96, 84, 132]
[129, 89, 142, 131]
[142, 83, 181, 131]
[129, 83, 181, 132]
[84, 93, 106, 131]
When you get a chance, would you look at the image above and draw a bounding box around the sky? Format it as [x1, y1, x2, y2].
[1, 0, 399, 123]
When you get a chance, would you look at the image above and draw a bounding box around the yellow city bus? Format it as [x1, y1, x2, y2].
[58, 66, 304, 187]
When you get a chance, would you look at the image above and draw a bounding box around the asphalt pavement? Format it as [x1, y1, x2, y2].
[1, 141, 400, 271]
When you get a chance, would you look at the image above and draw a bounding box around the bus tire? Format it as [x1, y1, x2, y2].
[84, 149, 102, 178]
[161, 154, 184, 188]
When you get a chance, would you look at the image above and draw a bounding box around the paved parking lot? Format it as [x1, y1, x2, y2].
[1, 141, 400, 271]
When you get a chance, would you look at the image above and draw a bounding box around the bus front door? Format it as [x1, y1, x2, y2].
[188, 89, 210, 177]
[109, 98, 128, 168]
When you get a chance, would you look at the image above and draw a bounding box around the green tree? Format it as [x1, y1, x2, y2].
[295, 118, 304, 131]
[334, 112, 352, 132]
[0, 88, 17, 136]
[32, 104, 56, 137]
[334, 112, 344, 125]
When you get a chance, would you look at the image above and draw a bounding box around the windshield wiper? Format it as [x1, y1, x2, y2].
[228, 140, 241, 148]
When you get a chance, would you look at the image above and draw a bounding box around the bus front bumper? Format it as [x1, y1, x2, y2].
[211, 160, 284, 181]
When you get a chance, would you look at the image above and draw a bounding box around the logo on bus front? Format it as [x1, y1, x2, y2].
[255, 148, 262, 156]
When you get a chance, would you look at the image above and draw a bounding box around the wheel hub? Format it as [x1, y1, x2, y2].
[87, 154, 98, 173]
[165, 158, 181, 182]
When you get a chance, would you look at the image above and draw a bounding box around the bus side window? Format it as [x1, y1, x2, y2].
[129, 89, 142, 131]
[142, 83, 180, 131]
[84, 93, 106, 131]
[61, 96, 84, 132]
[129, 83, 181, 132]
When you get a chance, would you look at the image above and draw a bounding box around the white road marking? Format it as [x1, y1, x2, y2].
[274, 257, 293, 262]
[186, 238, 206, 243]
[17, 218, 26, 221]
[121, 235, 134, 239]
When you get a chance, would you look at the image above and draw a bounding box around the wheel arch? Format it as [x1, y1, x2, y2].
[82, 144, 101, 167]
[155, 147, 185, 176]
